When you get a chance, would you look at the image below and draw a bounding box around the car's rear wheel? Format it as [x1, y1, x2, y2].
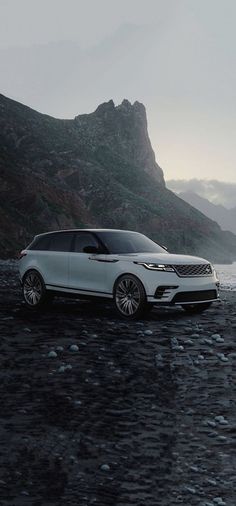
[22, 270, 51, 309]
[114, 274, 148, 319]
[181, 302, 212, 314]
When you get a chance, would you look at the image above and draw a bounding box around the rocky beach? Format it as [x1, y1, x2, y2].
[0, 261, 235, 506]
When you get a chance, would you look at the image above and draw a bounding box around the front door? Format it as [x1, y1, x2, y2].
[68, 232, 110, 296]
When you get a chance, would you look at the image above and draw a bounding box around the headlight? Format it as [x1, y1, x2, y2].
[134, 262, 175, 272]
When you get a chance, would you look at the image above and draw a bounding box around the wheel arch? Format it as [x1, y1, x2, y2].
[113, 272, 147, 297]
[22, 267, 45, 284]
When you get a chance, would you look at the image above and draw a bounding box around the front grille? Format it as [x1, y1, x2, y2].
[172, 263, 212, 277]
[173, 289, 217, 303]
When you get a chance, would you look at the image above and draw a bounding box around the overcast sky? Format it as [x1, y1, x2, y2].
[0, 0, 235, 183]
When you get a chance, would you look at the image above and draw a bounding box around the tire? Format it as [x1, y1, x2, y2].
[113, 274, 148, 319]
[22, 270, 52, 309]
[181, 302, 212, 314]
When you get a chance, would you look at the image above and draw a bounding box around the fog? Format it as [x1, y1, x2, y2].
[167, 179, 236, 208]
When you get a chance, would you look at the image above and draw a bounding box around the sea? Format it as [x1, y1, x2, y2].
[215, 262, 236, 291]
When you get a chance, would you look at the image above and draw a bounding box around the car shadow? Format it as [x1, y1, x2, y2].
[15, 297, 191, 324]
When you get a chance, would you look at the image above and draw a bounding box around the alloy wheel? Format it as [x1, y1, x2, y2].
[23, 272, 43, 306]
[115, 277, 141, 316]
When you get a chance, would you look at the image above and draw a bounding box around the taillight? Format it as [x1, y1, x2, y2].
[18, 251, 27, 259]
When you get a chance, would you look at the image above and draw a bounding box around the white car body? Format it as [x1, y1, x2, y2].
[19, 229, 220, 316]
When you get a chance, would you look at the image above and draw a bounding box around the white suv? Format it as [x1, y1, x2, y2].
[19, 229, 219, 319]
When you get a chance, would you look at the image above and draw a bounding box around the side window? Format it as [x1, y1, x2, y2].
[49, 233, 74, 252]
[74, 233, 99, 253]
[29, 235, 51, 251]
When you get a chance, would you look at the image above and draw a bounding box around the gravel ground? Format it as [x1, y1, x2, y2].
[0, 261, 235, 506]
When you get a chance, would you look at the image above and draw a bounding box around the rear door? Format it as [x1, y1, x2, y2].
[36, 232, 74, 289]
[68, 232, 110, 295]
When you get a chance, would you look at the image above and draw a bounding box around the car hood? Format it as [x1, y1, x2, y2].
[112, 252, 210, 265]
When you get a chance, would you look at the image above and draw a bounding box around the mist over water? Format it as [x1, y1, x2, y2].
[215, 262, 236, 291]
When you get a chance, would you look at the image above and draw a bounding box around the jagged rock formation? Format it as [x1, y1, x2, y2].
[0, 93, 236, 262]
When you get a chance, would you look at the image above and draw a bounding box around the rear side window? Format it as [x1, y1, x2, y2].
[49, 233, 74, 252]
[29, 235, 51, 251]
[29, 233, 74, 252]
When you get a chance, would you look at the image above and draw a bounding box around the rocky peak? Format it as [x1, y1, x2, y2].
[94, 99, 115, 116]
[75, 99, 165, 185]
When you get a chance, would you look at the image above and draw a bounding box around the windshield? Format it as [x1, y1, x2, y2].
[97, 231, 167, 254]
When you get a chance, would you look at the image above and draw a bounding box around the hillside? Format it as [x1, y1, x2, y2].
[1, 93, 236, 263]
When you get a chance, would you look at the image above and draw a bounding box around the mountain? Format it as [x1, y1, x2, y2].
[178, 191, 236, 235]
[1, 93, 236, 263]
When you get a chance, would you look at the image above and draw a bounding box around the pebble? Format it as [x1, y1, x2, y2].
[190, 465, 200, 472]
[206, 478, 217, 485]
[228, 352, 236, 359]
[155, 354, 164, 367]
[213, 498, 226, 505]
[48, 351, 57, 358]
[218, 419, 229, 425]
[215, 337, 224, 343]
[56, 346, 64, 352]
[144, 330, 153, 335]
[211, 334, 221, 340]
[190, 333, 200, 338]
[69, 344, 79, 352]
[184, 486, 196, 494]
[217, 353, 229, 362]
[100, 464, 110, 471]
[175, 345, 184, 351]
[58, 366, 66, 373]
[206, 420, 217, 428]
[204, 338, 213, 345]
[217, 436, 227, 442]
[58, 364, 72, 372]
[215, 415, 227, 424]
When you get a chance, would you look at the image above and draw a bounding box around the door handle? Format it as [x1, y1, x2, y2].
[89, 257, 119, 263]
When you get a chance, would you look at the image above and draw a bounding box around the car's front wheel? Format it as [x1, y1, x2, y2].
[22, 270, 51, 309]
[114, 274, 148, 319]
[181, 302, 212, 314]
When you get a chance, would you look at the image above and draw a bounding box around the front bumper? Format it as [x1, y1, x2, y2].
[144, 271, 220, 304]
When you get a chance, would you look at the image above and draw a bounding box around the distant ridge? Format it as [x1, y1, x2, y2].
[178, 191, 236, 235]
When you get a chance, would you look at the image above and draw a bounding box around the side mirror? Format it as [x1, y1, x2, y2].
[83, 245, 100, 254]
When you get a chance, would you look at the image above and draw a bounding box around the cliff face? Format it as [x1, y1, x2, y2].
[75, 99, 165, 186]
[0, 92, 236, 262]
